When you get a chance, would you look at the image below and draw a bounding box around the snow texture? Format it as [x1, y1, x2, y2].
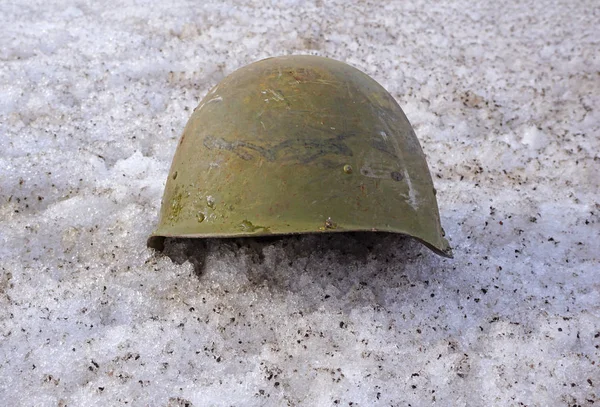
[1, 0, 599, 406]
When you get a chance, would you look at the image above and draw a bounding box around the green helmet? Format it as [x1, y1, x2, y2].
[148, 55, 452, 257]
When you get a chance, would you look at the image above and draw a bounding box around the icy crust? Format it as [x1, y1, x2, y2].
[1, 0, 599, 406]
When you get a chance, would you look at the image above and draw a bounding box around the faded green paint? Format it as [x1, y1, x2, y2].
[148, 55, 452, 257]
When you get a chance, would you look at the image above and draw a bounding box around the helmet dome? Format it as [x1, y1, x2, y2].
[148, 55, 452, 258]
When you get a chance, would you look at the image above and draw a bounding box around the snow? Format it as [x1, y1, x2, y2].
[1, 0, 599, 405]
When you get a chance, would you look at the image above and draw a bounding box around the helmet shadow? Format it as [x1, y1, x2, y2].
[157, 232, 446, 307]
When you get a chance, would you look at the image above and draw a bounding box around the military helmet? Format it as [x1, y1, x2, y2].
[148, 55, 452, 257]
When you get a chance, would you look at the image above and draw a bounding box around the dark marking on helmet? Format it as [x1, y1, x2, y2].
[391, 171, 403, 181]
[371, 138, 400, 160]
[203, 137, 269, 161]
[275, 131, 354, 163]
[203, 131, 355, 164]
[172, 171, 178, 180]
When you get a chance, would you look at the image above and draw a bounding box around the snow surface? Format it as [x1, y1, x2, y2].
[1, 0, 599, 405]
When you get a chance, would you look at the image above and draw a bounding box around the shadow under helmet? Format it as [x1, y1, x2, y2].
[148, 55, 452, 258]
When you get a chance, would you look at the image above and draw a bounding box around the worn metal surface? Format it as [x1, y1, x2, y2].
[149, 55, 452, 257]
